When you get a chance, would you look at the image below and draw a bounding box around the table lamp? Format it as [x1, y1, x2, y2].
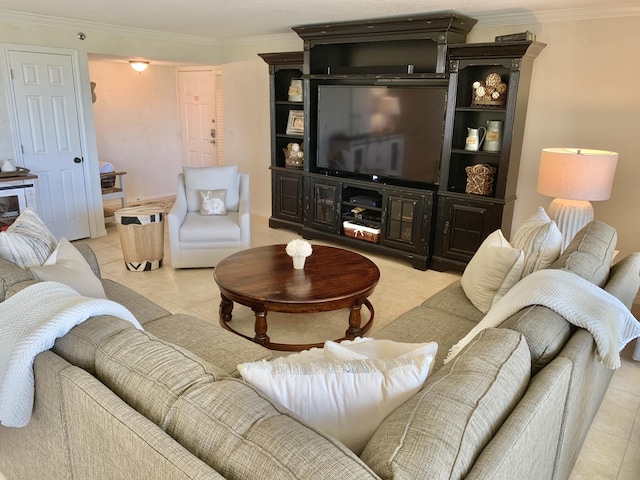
[537, 147, 618, 252]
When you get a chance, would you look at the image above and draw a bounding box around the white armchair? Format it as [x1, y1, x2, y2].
[168, 166, 250, 268]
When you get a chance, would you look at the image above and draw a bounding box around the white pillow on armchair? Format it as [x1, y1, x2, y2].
[183, 165, 239, 212]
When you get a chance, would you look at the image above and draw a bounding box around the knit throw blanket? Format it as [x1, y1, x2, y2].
[445, 269, 640, 369]
[0, 281, 142, 428]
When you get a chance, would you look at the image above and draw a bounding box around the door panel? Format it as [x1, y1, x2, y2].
[8, 50, 90, 240]
[178, 70, 218, 167]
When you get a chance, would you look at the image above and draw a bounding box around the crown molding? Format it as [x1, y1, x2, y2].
[475, 5, 640, 26]
[222, 32, 300, 47]
[1, 6, 639, 46]
[0, 10, 221, 46]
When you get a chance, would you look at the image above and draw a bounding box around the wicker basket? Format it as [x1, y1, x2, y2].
[343, 221, 380, 244]
[101, 174, 116, 189]
[465, 164, 497, 196]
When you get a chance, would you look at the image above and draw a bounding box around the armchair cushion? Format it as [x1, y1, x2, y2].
[179, 212, 241, 245]
[183, 165, 239, 212]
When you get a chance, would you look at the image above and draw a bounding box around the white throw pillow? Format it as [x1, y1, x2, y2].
[461, 229, 525, 314]
[239, 350, 434, 455]
[199, 189, 227, 216]
[511, 207, 562, 277]
[30, 238, 107, 298]
[183, 165, 239, 213]
[0, 207, 57, 269]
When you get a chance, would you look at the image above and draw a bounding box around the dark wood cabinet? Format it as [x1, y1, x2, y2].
[271, 169, 303, 228]
[431, 41, 545, 271]
[382, 189, 431, 255]
[261, 15, 543, 270]
[431, 194, 504, 270]
[259, 52, 305, 232]
[305, 176, 341, 232]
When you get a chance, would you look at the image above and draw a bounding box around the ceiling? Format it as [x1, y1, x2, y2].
[0, 0, 636, 42]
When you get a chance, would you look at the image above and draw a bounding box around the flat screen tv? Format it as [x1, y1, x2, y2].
[316, 84, 448, 185]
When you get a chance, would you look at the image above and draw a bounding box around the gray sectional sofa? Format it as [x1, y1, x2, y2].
[1, 221, 639, 480]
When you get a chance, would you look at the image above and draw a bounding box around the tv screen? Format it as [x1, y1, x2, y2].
[316, 85, 447, 184]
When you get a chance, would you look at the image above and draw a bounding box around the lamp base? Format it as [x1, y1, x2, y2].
[547, 198, 594, 252]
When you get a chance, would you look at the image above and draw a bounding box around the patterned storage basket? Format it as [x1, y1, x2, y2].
[465, 164, 497, 196]
[101, 174, 116, 189]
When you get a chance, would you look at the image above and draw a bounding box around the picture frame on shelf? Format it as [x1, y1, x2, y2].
[286, 110, 304, 135]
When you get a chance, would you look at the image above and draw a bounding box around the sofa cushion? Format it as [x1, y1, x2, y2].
[372, 305, 478, 370]
[95, 328, 227, 430]
[499, 306, 572, 374]
[0, 207, 57, 269]
[183, 165, 239, 212]
[102, 279, 171, 325]
[421, 280, 484, 324]
[0, 257, 33, 302]
[52, 316, 137, 375]
[550, 220, 616, 287]
[511, 207, 562, 277]
[361, 328, 531, 480]
[144, 313, 272, 377]
[166, 379, 379, 480]
[461, 229, 525, 314]
[30, 238, 106, 298]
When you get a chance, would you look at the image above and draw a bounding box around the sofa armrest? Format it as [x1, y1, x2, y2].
[168, 173, 188, 260]
[605, 253, 640, 309]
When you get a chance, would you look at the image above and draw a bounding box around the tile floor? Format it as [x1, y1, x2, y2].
[76, 214, 640, 479]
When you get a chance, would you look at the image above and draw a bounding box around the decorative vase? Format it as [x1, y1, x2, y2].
[292, 255, 306, 270]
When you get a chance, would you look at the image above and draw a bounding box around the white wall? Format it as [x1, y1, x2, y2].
[88, 60, 182, 202]
[467, 16, 640, 259]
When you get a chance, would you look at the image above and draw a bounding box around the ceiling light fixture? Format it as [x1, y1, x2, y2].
[129, 61, 149, 73]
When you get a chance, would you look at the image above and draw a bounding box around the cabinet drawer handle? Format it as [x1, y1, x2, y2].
[443, 221, 449, 235]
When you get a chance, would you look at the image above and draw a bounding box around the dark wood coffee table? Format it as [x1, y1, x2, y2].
[213, 244, 380, 351]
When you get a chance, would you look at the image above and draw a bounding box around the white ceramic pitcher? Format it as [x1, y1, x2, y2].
[483, 120, 503, 152]
[464, 127, 486, 151]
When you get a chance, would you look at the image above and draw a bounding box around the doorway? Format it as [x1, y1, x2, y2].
[4, 46, 92, 240]
[177, 67, 224, 167]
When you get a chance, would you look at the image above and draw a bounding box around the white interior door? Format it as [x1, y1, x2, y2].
[177, 69, 218, 167]
[7, 50, 90, 240]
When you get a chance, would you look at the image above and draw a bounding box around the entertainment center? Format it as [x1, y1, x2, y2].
[260, 13, 545, 270]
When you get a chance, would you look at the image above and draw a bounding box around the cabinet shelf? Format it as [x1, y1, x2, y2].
[455, 106, 507, 113]
[275, 100, 304, 106]
[451, 149, 502, 156]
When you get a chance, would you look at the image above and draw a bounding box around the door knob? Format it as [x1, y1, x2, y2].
[73, 157, 83, 164]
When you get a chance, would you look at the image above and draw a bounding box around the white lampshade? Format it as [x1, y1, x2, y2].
[129, 61, 149, 73]
[537, 148, 618, 252]
[537, 148, 618, 201]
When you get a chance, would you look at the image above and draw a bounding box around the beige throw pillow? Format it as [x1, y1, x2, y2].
[199, 189, 227, 215]
[30, 238, 107, 298]
[461, 229, 525, 314]
[511, 207, 562, 277]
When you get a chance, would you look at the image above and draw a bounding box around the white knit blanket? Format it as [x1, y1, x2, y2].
[445, 269, 640, 369]
[0, 281, 142, 428]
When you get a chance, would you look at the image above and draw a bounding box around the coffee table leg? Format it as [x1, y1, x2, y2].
[345, 300, 364, 339]
[219, 294, 234, 322]
[253, 309, 270, 346]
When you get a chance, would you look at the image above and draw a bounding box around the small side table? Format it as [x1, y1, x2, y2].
[114, 206, 164, 271]
[102, 171, 127, 221]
